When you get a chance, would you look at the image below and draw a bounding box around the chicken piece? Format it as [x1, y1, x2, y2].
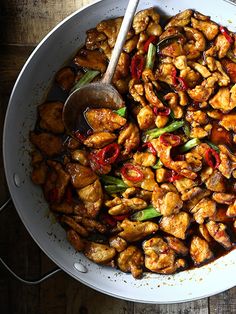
[85, 108, 126, 132]
[61, 216, 89, 237]
[165, 236, 189, 256]
[112, 52, 130, 87]
[30, 132, 63, 157]
[164, 93, 183, 119]
[226, 201, 236, 217]
[133, 152, 156, 167]
[66, 163, 97, 189]
[77, 179, 102, 217]
[199, 224, 212, 242]
[147, 21, 162, 36]
[187, 84, 213, 102]
[83, 132, 116, 149]
[109, 236, 127, 253]
[75, 217, 106, 234]
[215, 60, 231, 87]
[151, 138, 197, 180]
[190, 236, 214, 265]
[190, 126, 208, 139]
[206, 221, 232, 249]
[179, 66, 201, 89]
[44, 161, 70, 203]
[71, 150, 89, 166]
[185, 152, 202, 172]
[152, 185, 183, 216]
[74, 49, 107, 72]
[210, 208, 232, 223]
[219, 113, 236, 132]
[129, 79, 147, 106]
[190, 198, 216, 224]
[155, 115, 169, 128]
[107, 197, 147, 216]
[136, 31, 149, 54]
[67, 230, 86, 252]
[118, 122, 140, 154]
[184, 27, 206, 52]
[144, 82, 164, 108]
[159, 212, 191, 240]
[215, 34, 231, 59]
[137, 105, 156, 130]
[143, 237, 186, 274]
[188, 62, 211, 78]
[161, 40, 184, 58]
[213, 193, 235, 205]
[182, 187, 211, 210]
[209, 86, 236, 113]
[165, 9, 193, 29]
[51, 202, 74, 214]
[121, 166, 157, 191]
[96, 17, 123, 48]
[84, 242, 116, 264]
[31, 150, 43, 165]
[85, 28, 107, 50]
[99, 40, 112, 59]
[156, 63, 178, 86]
[65, 137, 80, 150]
[205, 170, 226, 192]
[31, 162, 48, 185]
[118, 219, 158, 242]
[186, 110, 208, 126]
[221, 58, 236, 83]
[191, 17, 219, 41]
[123, 35, 139, 53]
[155, 168, 170, 183]
[55, 67, 75, 92]
[174, 177, 197, 194]
[133, 8, 160, 34]
[117, 246, 144, 278]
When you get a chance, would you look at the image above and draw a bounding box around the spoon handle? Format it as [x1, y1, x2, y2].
[102, 0, 140, 84]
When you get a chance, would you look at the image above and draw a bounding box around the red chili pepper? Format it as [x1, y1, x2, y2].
[143, 35, 157, 52]
[159, 133, 181, 147]
[171, 68, 178, 85]
[176, 77, 188, 91]
[205, 148, 221, 169]
[100, 213, 116, 227]
[74, 130, 86, 142]
[97, 143, 120, 165]
[113, 214, 129, 221]
[142, 142, 157, 156]
[130, 55, 145, 80]
[65, 187, 73, 205]
[153, 106, 171, 116]
[220, 26, 234, 44]
[89, 152, 110, 174]
[121, 164, 144, 182]
[168, 170, 183, 182]
[48, 188, 59, 203]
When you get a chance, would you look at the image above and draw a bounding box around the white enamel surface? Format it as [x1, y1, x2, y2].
[3, 0, 236, 303]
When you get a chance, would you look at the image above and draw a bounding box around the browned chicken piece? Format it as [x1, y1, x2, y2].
[143, 237, 186, 274]
[44, 161, 70, 202]
[161, 41, 184, 58]
[121, 187, 139, 199]
[204, 170, 226, 192]
[31, 162, 48, 185]
[61, 216, 89, 237]
[133, 8, 160, 34]
[227, 201, 236, 217]
[212, 193, 235, 205]
[109, 236, 127, 252]
[118, 219, 158, 242]
[118, 122, 140, 154]
[182, 187, 211, 210]
[74, 48, 107, 72]
[190, 236, 214, 265]
[191, 17, 219, 41]
[144, 82, 164, 108]
[184, 26, 206, 52]
[165, 9, 193, 29]
[159, 212, 191, 240]
[112, 52, 130, 94]
[85, 108, 126, 132]
[190, 198, 216, 224]
[209, 86, 236, 113]
[134, 189, 153, 202]
[186, 110, 208, 126]
[55, 67, 75, 92]
[137, 105, 156, 130]
[129, 79, 147, 106]
[66, 163, 97, 189]
[188, 61, 211, 78]
[174, 177, 197, 194]
[51, 202, 74, 214]
[190, 126, 208, 139]
[219, 113, 236, 132]
[71, 150, 89, 166]
[199, 224, 212, 242]
[84, 242, 116, 264]
[215, 34, 231, 59]
[121, 166, 157, 191]
[210, 208, 232, 223]
[31, 150, 43, 165]
[117, 246, 144, 278]
[85, 28, 107, 50]
[77, 179, 103, 217]
[30, 132, 63, 157]
[83, 132, 116, 149]
[107, 197, 147, 216]
[185, 152, 202, 172]
[152, 185, 183, 216]
[123, 35, 139, 53]
[151, 138, 197, 180]
[164, 93, 183, 119]
[67, 230, 86, 252]
[187, 84, 214, 102]
[156, 63, 178, 86]
[155, 115, 169, 128]
[165, 236, 189, 256]
[192, 143, 211, 157]
[147, 21, 162, 37]
[74, 216, 106, 234]
[96, 17, 123, 48]
[206, 221, 232, 249]
[221, 58, 236, 84]
[133, 152, 156, 167]
[156, 168, 170, 183]
[180, 66, 201, 88]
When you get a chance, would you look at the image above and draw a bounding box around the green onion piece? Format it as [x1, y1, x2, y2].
[131, 206, 162, 221]
[226, 50, 236, 63]
[146, 43, 156, 70]
[205, 140, 220, 153]
[70, 70, 100, 93]
[101, 175, 128, 188]
[183, 122, 191, 138]
[115, 107, 127, 117]
[179, 138, 201, 153]
[104, 185, 127, 194]
[152, 159, 163, 170]
[145, 120, 184, 140]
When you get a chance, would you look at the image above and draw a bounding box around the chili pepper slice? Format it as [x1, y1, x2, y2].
[176, 77, 188, 91]
[205, 148, 221, 169]
[130, 55, 145, 80]
[97, 143, 120, 165]
[89, 152, 110, 174]
[220, 26, 234, 44]
[153, 106, 171, 116]
[143, 35, 157, 52]
[159, 133, 181, 147]
[168, 170, 183, 182]
[142, 142, 157, 156]
[113, 214, 129, 221]
[121, 164, 144, 182]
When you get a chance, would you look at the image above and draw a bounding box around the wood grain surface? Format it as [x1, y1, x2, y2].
[0, 1, 235, 313]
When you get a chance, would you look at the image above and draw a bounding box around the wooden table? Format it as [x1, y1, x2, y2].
[0, 1, 235, 313]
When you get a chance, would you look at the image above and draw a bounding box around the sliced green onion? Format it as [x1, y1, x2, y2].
[101, 175, 128, 188]
[205, 140, 220, 153]
[115, 107, 127, 118]
[178, 138, 201, 153]
[152, 159, 163, 170]
[131, 206, 162, 221]
[183, 122, 191, 138]
[104, 185, 127, 194]
[144, 120, 184, 140]
[70, 70, 100, 93]
[146, 43, 156, 70]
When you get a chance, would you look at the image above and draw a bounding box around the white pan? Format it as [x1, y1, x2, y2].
[3, 0, 236, 303]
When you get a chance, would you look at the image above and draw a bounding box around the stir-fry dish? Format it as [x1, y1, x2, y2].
[30, 8, 236, 278]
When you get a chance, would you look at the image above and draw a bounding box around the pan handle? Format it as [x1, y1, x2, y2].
[0, 197, 61, 284]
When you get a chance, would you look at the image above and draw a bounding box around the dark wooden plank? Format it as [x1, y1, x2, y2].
[209, 287, 236, 314]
